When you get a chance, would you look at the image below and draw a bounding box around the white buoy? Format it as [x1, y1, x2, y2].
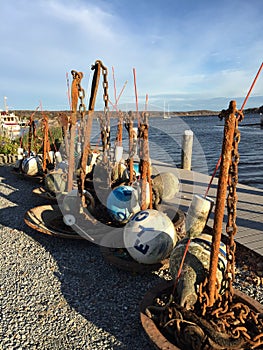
[114, 145, 123, 162]
[123, 209, 177, 264]
[106, 185, 140, 223]
[63, 214, 76, 226]
[55, 151, 63, 164]
[17, 147, 24, 160]
[48, 151, 55, 164]
[185, 194, 214, 238]
[77, 142, 82, 154]
[21, 156, 42, 176]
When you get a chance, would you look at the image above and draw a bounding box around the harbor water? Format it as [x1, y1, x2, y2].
[90, 113, 263, 190]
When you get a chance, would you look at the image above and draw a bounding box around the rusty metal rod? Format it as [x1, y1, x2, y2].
[79, 61, 101, 199]
[128, 120, 134, 184]
[42, 113, 49, 173]
[67, 71, 82, 192]
[207, 111, 237, 306]
[140, 123, 148, 210]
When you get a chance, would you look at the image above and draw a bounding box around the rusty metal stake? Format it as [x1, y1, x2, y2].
[67, 71, 83, 192]
[128, 118, 134, 184]
[59, 112, 70, 159]
[116, 112, 123, 146]
[78, 61, 101, 203]
[28, 116, 33, 157]
[207, 102, 237, 306]
[42, 113, 49, 173]
[139, 112, 152, 210]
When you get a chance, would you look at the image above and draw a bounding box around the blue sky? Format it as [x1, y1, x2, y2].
[1, 0, 263, 111]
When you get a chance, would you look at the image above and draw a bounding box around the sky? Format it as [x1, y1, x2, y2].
[1, 0, 263, 112]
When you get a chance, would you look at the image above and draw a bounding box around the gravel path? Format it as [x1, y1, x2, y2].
[0, 164, 262, 350]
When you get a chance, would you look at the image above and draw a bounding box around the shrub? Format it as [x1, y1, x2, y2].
[0, 136, 20, 154]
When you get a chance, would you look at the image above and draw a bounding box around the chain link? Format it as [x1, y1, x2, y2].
[97, 61, 110, 156]
[224, 117, 240, 303]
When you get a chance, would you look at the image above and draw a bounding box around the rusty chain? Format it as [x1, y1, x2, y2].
[138, 112, 152, 209]
[124, 111, 136, 184]
[76, 60, 112, 224]
[98, 61, 111, 157]
[224, 117, 240, 304]
[116, 111, 123, 145]
[194, 104, 263, 348]
[71, 70, 86, 147]
[67, 70, 83, 192]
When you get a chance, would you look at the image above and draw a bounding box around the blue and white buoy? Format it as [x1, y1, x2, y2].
[123, 209, 177, 264]
[21, 156, 42, 176]
[106, 185, 140, 224]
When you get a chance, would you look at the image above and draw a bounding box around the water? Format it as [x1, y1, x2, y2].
[90, 113, 263, 190]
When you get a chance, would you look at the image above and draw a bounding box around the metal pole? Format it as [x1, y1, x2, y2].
[68, 71, 82, 192]
[207, 108, 236, 306]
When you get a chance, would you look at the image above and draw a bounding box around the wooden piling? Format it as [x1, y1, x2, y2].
[181, 130, 193, 170]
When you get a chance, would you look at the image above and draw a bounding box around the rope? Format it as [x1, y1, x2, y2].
[204, 62, 263, 197]
[133, 68, 140, 127]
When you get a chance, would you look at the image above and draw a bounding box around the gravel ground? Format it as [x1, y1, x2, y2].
[0, 164, 262, 350]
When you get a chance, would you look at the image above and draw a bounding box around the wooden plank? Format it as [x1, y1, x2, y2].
[152, 161, 263, 257]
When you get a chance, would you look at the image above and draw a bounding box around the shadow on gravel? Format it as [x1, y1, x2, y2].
[0, 164, 164, 349]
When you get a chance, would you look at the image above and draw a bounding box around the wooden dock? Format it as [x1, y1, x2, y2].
[152, 160, 263, 257]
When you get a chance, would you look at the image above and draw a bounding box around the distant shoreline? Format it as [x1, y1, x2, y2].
[11, 106, 262, 120]
[11, 109, 221, 119]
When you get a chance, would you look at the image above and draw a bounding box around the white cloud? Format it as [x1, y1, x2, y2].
[0, 0, 263, 110]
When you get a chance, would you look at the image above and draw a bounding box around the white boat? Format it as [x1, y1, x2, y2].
[0, 97, 21, 137]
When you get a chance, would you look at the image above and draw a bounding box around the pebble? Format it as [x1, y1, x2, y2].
[0, 164, 262, 350]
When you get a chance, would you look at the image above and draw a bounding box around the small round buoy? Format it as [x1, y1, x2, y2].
[63, 214, 76, 226]
[106, 185, 140, 223]
[152, 172, 180, 200]
[21, 156, 42, 176]
[123, 209, 177, 264]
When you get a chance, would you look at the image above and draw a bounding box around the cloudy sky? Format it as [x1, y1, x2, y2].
[1, 0, 263, 111]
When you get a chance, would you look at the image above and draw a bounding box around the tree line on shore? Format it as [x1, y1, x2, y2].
[12, 105, 263, 121]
